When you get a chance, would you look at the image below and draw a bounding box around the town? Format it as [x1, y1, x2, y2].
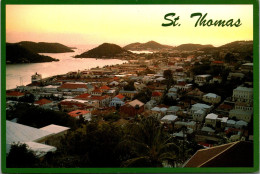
[6, 41, 254, 168]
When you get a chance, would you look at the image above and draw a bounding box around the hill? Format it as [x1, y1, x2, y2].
[18, 41, 74, 53]
[75, 43, 131, 58]
[175, 44, 214, 51]
[124, 41, 173, 51]
[6, 43, 59, 64]
[218, 40, 253, 53]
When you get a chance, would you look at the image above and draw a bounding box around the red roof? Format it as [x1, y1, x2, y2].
[74, 93, 91, 99]
[176, 82, 187, 86]
[100, 85, 110, 90]
[92, 89, 102, 93]
[152, 91, 162, 97]
[218, 104, 233, 110]
[113, 76, 119, 80]
[6, 91, 25, 97]
[90, 95, 109, 101]
[212, 61, 224, 64]
[34, 99, 52, 106]
[68, 110, 90, 117]
[115, 94, 125, 100]
[59, 83, 88, 89]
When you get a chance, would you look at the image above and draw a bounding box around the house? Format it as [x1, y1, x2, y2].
[144, 100, 157, 110]
[227, 72, 245, 81]
[174, 121, 196, 130]
[89, 95, 111, 108]
[202, 93, 221, 104]
[190, 103, 212, 122]
[210, 76, 222, 84]
[194, 74, 211, 86]
[229, 109, 253, 122]
[6, 91, 25, 99]
[58, 82, 93, 93]
[60, 99, 98, 112]
[109, 94, 125, 107]
[174, 82, 192, 91]
[240, 63, 253, 73]
[68, 110, 91, 121]
[161, 115, 178, 124]
[151, 91, 162, 103]
[91, 89, 103, 96]
[34, 98, 53, 109]
[167, 106, 181, 115]
[205, 113, 218, 127]
[119, 90, 137, 99]
[74, 93, 91, 100]
[100, 85, 110, 92]
[232, 86, 253, 103]
[187, 88, 204, 99]
[183, 141, 253, 167]
[120, 99, 144, 117]
[193, 109, 207, 122]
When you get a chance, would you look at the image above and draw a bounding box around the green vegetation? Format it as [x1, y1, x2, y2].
[6, 43, 58, 64]
[75, 43, 131, 58]
[7, 143, 40, 168]
[6, 103, 80, 130]
[18, 41, 74, 53]
[41, 117, 184, 167]
[175, 43, 214, 51]
[133, 88, 152, 103]
[124, 41, 173, 50]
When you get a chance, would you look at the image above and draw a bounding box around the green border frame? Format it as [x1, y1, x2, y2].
[1, 0, 259, 173]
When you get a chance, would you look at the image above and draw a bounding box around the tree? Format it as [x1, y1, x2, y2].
[133, 88, 152, 103]
[124, 80, 135, 91]
[118, 117, 180, 167]
[163, 70, 174, 90]
[7, 143, 40, 168]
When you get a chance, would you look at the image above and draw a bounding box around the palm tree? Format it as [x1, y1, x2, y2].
[118, 116, 180, 167]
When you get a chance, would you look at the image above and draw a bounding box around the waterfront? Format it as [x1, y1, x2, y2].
[6, 48, 127, 90]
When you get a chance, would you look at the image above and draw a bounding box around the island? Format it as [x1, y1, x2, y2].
[6, 43, 59, 64]
[18, 41, 75, 53]
[74, 43, 133, 59]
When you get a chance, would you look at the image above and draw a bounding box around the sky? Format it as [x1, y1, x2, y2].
[6, 5, 253, 47]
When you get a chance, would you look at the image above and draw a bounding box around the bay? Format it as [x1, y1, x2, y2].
[6, 48, 127, 90]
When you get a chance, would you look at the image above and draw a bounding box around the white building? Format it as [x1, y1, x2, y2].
[229, 109, 253, 122]
[203, 93, 221, 104]
[232, 86, 253, 103]
[194, 74, 211, 86]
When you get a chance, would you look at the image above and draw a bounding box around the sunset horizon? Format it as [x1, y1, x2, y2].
[6, 5, 253, 47]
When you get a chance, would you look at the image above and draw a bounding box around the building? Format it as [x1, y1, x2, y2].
[205, 113, 218, 127]
[68, 110, 91, 121]
[6, 91, 25, 99]
[161, 115, 178, 124]
[119, 90, 138, 99]
[191, 103, 212, 122]
[232, 86, 253, 103]
[34, 98, 53, 109]
[229, 109, 253, 122]
[151, 91, 162, 103]
[202, 93, 221, 104]
[109, 94, 125, 107]
[6, 121, 69, 157]
[120, 99, 144, 117]
[31, 72, 42, 83]
[194, 74, 211, 86]
[241, 63, 253, 73]
[58, 82, 93, 93]
[183, 141, 253, 167]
